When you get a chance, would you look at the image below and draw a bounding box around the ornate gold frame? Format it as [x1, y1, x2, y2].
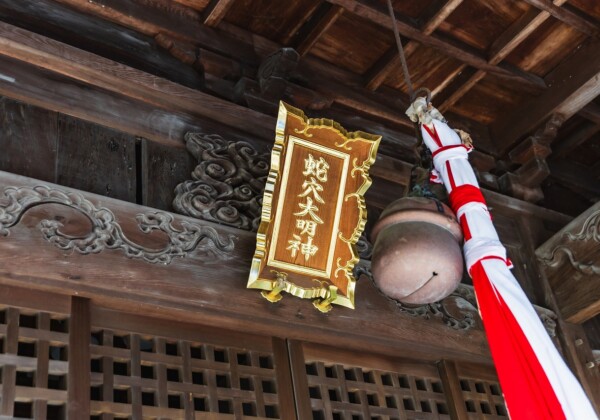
[247, 102, 380, 311]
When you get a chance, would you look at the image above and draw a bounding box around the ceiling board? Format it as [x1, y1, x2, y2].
[569, 0, 600, 21]
[382, 0, 437, 21]
[384, 43, 465, 96]
[449, 73, 531, 125]
[310, 12, 394, 75]
[436, 0, 530, 52]
[223, 0, 322, 44]
[505, 18, 588, 76]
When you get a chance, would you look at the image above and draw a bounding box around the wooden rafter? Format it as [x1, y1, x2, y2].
[492, 36, 600, 154]
[364, 0, 464, 91]
[202, 0, 236, 27]
[437, 1, 567, 112]
[520, 0, 600, 36]
[294, 3, 344, 56]
[326, 0, 546, 90]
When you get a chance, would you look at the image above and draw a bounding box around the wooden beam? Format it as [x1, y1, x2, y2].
[202, 0, 236, 27]
[0, 171, 492, 364]
[520, 0, 600, 36]
[0, 21, 275, 141]
[419, 0, 465, 34]
[326, 0, 546, 90]
[437, 1, 567, 112]
[364, 0, 464, 91]
[0, 48, 412, 193]
[294, 3, 344, 56]
[0, 0, 204, 89]
[438, 69, 485, 112]
[492, 36, 600, 154]
[51, 0, 259, 64]
[552, 120, 600, 159]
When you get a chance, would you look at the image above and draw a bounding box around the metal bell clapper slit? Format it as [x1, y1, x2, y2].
[370, 196, 464, 305]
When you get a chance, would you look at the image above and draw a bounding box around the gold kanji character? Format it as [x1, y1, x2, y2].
[303, 154, 329, 183]
[300, 236, 318, 260]
[296, 219, 318, 237]
[287, 235, 301, 258]
[287, 234, 318, 260]
[298, 177, 324, 203]
[294, 196, 323, 224]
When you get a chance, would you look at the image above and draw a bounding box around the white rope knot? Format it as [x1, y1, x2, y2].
[432, 145, 469, 174]
[464, 238, 510, 272]
[456, 202, 489, 221]
[405, 97, 446, 126]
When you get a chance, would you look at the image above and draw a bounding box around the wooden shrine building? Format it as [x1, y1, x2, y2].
[0, 0, 599, 418]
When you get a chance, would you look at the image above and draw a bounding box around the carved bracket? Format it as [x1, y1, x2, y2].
[500, 113, 565, 202]
[0, 185, 235, 264]
[174, 133, 270, 231]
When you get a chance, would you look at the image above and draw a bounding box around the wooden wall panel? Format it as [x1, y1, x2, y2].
[142, 139, 196, 211]
[0, 97, 57, 183]
[56, 115, 138, 203]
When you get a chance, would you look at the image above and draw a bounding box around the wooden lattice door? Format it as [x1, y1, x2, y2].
[0, 285, 508, 419]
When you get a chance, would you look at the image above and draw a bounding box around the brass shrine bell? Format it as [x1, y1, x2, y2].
[370, 196, 463, 304]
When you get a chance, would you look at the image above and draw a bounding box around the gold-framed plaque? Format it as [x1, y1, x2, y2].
[247, 102, 380, 312]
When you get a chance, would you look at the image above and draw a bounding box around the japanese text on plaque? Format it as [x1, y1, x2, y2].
[287, 154, 330, 261]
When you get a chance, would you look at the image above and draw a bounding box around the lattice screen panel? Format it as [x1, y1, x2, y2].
[0, 304, 70, 419]
[297, 343, 451, 420]
[89, 325, 283, 419]
[458, 377, 507, 419]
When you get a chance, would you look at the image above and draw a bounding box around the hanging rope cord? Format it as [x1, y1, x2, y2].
[385, 0, 430, 103]
[385, 0, 434, 194]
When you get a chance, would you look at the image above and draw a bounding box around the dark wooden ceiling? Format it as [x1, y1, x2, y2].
[0, 0, 599, 216]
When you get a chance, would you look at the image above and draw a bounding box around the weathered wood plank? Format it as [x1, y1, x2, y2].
[0, 97, 57, 183]
[56, 115, 138, 203]
[141, 139, 196, 211]
[294, 3, 344, 56]
[51, 0, 258, 64]
[0, 21, 275, 141]
[0, 0, 204, 89]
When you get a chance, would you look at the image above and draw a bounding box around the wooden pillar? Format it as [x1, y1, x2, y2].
[438, 360, 469, 420]
[68, 297, 91, 419]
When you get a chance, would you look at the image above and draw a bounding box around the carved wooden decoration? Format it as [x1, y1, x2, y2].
[537, 201, 600, 323]
[174, 133, 270, 231]
[0, 185, 235, 264]
[248, 102, 380, 312]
